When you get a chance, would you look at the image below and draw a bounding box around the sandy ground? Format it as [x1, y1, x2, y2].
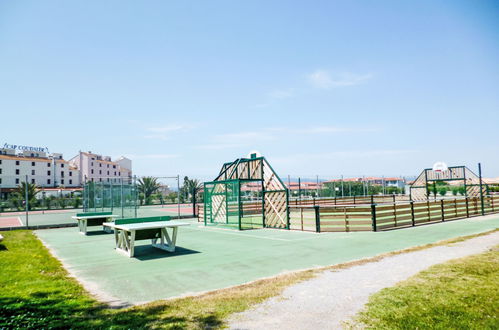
[229, 231, 499, 329]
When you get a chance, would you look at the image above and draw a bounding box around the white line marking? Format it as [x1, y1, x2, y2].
[188, 226, 293, 242]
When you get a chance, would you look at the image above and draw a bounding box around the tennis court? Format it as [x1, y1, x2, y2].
[35, 214, 499, 306]
[0, 204, 194, 229]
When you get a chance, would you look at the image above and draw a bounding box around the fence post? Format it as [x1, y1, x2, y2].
[371, 203, 377, 232]
[300, 207, 304, 231]
[478, 163, 485, 216]
[314, 205, 321, 233]
[441, 199, 445, 222]
[465, 197, 470, 218]
[25, 175, 29, 228]
[410, 201, 415, 226]
[393, 194, 396, 203]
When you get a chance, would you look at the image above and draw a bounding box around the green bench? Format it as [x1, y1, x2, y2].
[72, 212, 118, 235]
[103, 216, 190, 257]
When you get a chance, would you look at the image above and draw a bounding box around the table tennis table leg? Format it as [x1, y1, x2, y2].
[129, 230, 136, 257]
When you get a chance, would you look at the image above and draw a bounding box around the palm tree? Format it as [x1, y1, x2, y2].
[183, 178, 203, 216]
[14, 182, 39, 210]
[137, 177, 161, 205]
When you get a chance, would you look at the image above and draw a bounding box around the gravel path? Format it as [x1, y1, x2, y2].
[229, 231, 499, 330]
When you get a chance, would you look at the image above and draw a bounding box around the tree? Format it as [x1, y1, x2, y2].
[137, 177, 160, 205]
[182, 177, 203, 216]
[18, 182, 40, 210]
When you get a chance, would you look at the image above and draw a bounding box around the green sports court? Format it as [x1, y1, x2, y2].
[35, 214, 499, 306]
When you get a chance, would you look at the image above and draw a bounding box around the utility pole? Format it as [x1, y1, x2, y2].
[341, 175, 344, 197]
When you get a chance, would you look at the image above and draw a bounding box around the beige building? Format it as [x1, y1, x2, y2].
[69, 151, 132, 183]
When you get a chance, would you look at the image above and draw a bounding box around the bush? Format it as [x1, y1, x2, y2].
[73, 197, 81, 209]
[439, 188, 447, 196]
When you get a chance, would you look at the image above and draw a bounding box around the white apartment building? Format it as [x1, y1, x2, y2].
[69, 151, 132, 183]
[0, 148, 81, 189]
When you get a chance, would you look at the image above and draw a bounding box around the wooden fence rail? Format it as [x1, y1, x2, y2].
[199, 195, 499, 231]
[289, 195, 499, 233]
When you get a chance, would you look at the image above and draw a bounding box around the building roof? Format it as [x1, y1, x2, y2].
[0, 154, 51, 163]
[96, 159, 117, 165]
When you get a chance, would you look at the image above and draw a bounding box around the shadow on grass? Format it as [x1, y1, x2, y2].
[0, 294, 195, 329]
[134, 246, 201, 261]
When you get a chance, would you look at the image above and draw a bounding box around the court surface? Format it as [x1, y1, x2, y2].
[35, 214, 499, 306]
[0, 204, 194, 228]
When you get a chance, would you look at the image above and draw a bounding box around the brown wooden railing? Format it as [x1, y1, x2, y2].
[199, 195, 499, 231]
[289, 195, 499, 233]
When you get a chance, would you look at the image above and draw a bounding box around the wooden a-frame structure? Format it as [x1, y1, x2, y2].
[204, 154, 289, 229]
[410, 165, 487, 201]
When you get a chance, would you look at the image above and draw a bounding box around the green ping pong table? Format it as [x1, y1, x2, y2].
[72, 212, 118, 235]
[103, 220, 190, 257]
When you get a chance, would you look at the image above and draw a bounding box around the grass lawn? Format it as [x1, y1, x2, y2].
[356, 245, 499, 329]
[0, 230, 315, 329]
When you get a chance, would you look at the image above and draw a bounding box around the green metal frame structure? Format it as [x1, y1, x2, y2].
[83, 177, 138, 218]
[409, 165, 487, 201]
[204, 155, 289, 230]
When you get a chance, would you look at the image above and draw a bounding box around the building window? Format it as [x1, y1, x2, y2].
[47, 179, 51, 184]
[0, 178, 2, 184]
[91, 162, 94, 166]
[31, 153, 34, 157]
[0, 169, 2, 174]
[99, 163, 102, 167]
[47, 170, 51, 175]
[99, 170, 102, 175]
[69, 179, 72, 185]
[61, 171, 64, 178]
[113, 165, 116, 169]
[16, 161, 20, 165]
[91, 169, 94, 174]
[15, 169, 20, 175]
[32, 170, 35, 175]
[107, 171, 109, 175]
[31, 179, 35, 184]
[0, 160, 2, 164]
[61, 179, 64, 184]
[31, 162, 35, 166]
[61, 163, 64, 168]
[69, 171, 72, 176]
[47, 162, 50, 167]
[114, 171, 116, 175]
[119, 172, 121, 176]
[15, 178, 19, 184]
[107, 164, 109, 168]
[99, 178, 102, 182]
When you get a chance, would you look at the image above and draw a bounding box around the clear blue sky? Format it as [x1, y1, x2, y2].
[1, 1, 498, 180]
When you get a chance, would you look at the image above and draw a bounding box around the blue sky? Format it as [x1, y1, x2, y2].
[1, 1, 498, 180]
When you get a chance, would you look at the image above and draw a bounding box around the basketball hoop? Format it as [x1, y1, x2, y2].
[432, 161, 448, 173]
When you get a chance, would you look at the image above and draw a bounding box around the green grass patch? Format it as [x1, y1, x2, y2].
[355, 245, 499, 329]
[0, 230, 314, 329]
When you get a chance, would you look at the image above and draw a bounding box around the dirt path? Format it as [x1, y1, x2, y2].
[229, 231, 499, 329]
